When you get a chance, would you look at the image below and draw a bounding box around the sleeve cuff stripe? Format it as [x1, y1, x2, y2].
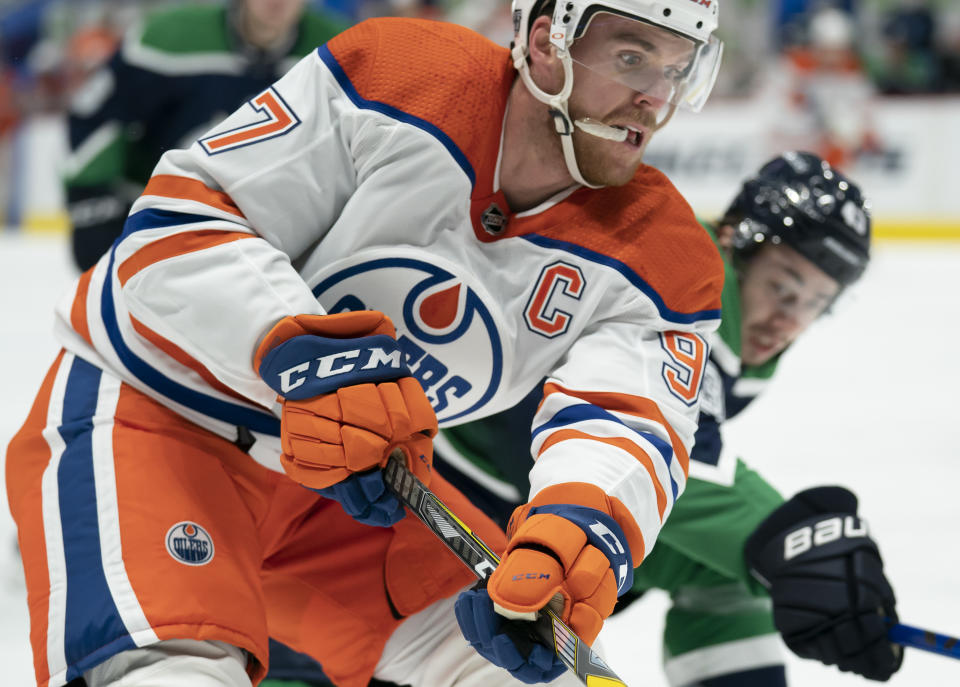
[537, 429, 668, 522]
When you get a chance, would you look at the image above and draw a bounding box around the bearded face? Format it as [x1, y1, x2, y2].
[567, 89, 659, 186]
[562, 13, 697, 186]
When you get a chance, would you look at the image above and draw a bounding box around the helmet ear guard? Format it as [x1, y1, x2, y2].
[724, 151, 872, 288]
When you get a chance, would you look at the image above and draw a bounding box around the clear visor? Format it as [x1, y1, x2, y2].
[568, 11, 723, 113]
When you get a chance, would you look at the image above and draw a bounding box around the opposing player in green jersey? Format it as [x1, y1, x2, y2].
[433, 151, 903, 686]
[64, 0, 346, 271]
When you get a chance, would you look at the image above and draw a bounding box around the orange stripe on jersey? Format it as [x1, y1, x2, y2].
[537, 428, 668, 522]
[70, 269, 94, 348]
[543, 382, 690, 476]
[129, 317, 255, 406]
[5, 351, 65, 686]
[142, 175, 245, 218]
[117, 230, 255, 287]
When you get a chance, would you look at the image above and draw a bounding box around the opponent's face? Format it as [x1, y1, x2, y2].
[243, 0, 306, 34]
[568, 14, 696, 186]
[738, 243, 840, 366]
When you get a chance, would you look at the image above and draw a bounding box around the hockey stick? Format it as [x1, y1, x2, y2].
[383, 453, 628, 687]
[889, 622, 960, 660]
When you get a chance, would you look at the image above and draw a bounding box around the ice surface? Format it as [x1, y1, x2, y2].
[1, 233, 958, 686]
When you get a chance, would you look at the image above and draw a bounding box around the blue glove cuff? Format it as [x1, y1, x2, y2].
[455, 588, 566, 684]
[313, 470, 404, 527]
[259, 333, 409, 400]
[527, 504, 634, 594]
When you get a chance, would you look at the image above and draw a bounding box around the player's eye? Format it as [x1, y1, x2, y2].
[617, 52, 646, 69]
[803, 296, 830, 313]
[768, 281, 789, 297]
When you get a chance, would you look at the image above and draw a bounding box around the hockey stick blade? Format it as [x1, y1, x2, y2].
[889, 622, 960, 660]
[383, 453, 627, 686]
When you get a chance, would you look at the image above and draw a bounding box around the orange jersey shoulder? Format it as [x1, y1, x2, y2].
[323, 18, 513, 182]
[537, 165, 723, 322]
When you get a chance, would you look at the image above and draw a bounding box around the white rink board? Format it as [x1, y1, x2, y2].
[1, 232, 959, 686]
[645, 96, 960, 228]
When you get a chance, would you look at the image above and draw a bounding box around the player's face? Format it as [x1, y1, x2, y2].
[738, 243, 840, 366]
[243, 0, 306, 34]
[568, 14, 696, 186]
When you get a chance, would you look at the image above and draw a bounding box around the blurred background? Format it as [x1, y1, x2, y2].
[1, 1, 959, 686]
[1, 0, 959, 234]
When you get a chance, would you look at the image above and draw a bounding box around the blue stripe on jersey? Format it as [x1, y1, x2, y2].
[57, 356, 136, 680]
[102, 210, 281, 435]
[316, 43, 476, 189]
[519, 233, 722, 325]
[532, 402, 679, 501]
[120, 208, 231, 240]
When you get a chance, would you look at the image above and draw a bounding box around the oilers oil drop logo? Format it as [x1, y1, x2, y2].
[165, 521, 215, 566]
[311, 254, 504, 424]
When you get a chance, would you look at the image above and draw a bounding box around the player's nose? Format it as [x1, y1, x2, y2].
[632, 81, 670, 111]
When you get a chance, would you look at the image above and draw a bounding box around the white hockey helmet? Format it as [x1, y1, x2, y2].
[511, 0, 722, 112]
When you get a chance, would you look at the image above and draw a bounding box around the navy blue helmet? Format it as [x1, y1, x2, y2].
[722, 151, 871, 287]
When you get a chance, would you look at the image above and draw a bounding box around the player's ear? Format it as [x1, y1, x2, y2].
[715, 223, 737, 249]
[527, 15, 562, 91]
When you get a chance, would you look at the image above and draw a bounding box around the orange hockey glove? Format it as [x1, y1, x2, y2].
[254, 311, 437, 498]
[485, 483, 644, 645]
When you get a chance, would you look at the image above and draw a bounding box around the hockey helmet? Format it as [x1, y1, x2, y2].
[724, 151, 871, 287]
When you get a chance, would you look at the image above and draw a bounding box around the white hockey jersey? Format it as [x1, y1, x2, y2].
[56, 18, 724, 561]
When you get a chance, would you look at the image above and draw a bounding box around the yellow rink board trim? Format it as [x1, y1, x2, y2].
[586, 676, 627, 686]
[19, 216, 960, 240]
[873, 221, 960, 241]
[22, 211, 70, 235]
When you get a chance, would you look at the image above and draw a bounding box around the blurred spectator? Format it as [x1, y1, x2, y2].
[0, 57, 16, 136]
[0, 0, 58, 66]
[773, 0, 855, 49]
[64, 0, 346, 270]
[869, 2, 941, 93]
[940, 6, 960, 92]
[765, 6, 881, 170]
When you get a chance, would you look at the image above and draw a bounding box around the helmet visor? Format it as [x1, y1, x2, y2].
[568, 11, 723, 113]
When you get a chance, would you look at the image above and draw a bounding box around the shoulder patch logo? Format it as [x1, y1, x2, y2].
[165, 521, 215, 566]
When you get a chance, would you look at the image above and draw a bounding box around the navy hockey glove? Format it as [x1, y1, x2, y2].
[744, 486, 903, 681]
[314, 468, 405, 527]
[255, 311, 437, 527]
[455, 588, 566, 684]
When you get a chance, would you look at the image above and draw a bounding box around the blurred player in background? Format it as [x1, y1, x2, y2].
[767, 7, 881, 170]
[432, 151, 904, 686]
[6, 0, 728, 686]
[64, 0, 346, 271]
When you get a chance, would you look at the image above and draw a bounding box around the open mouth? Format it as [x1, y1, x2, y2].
[614, 125, 644, 148]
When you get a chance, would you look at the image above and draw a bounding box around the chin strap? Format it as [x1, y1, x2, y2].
[513, 45, 603, 189]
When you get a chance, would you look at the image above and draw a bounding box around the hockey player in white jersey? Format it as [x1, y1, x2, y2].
[6, 1, 725, 686]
